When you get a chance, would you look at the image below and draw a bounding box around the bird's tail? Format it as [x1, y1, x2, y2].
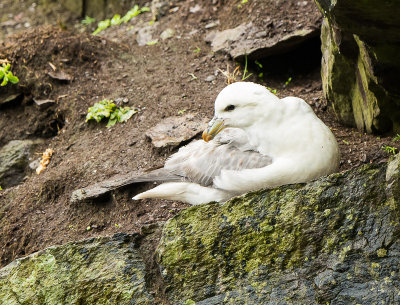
[133, 182, 233, 205]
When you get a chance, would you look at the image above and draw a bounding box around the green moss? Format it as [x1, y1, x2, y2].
[377, 248, 387, 258]
[0, 235, 153, 304]
[157, 163, 395, 303]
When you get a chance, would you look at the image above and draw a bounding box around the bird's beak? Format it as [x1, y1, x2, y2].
[202, 117, 226, 142]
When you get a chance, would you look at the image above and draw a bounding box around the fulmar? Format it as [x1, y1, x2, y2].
[133, 82, 340, 205]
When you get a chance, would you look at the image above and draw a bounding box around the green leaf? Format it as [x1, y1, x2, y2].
[7, 72, 19, 84]
[140, 6, 151, 12]
[93, 19, 111, 35]
[81, 16, 96, 25]
[111, 14, 121, 26]
[1, 76, 8, 86]
[107, 118, 118, 128]
[118, 107, 137, 122]
[146, 40, 158, 46]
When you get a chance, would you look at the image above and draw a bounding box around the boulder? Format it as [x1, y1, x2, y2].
[317, 0, 400, 133]
[0, 139, 42, 188]
[205, 23, 320, 60]
[0, 234, 154, 305]
[157, 154, 400, 304]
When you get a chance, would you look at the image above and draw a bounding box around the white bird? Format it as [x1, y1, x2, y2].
[133, 82, 340, 205]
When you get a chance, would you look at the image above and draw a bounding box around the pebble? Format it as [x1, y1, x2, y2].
[205, 75, 215, 82]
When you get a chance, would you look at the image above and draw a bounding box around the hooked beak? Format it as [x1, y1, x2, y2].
[202, 117, 226, 142]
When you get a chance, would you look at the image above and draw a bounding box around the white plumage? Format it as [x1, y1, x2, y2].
[133, 82, 340, 205]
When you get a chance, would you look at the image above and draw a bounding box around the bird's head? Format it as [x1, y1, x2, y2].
[202, 82, 280, 142]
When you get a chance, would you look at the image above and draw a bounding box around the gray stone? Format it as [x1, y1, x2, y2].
[205, 23, 319, 60]
[205, 21, 219, 29]
[47, 70, 73, 82]
[33, 98, 56, 109]
[146, 114, 208, 148]
[0, 140, 42, 188]
[0, 234, 154, 305]
[136, 24, 157, 46]
[160, 28, 175, 40]
[151, 0, 177, 20]
[157, 154, 400, 304]
[205, 75, 215, 82]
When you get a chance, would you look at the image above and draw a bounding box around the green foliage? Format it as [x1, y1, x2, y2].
[93, 5, 150, 35]
[193, 47, 201, 53]
[81, 16, 96, 25]
[381, 145, 397, 155]
[0, 63, 19, 86]
[393, 134, 400, 141]
[0, 186, 2, 191]
[86, 99, 138, 128]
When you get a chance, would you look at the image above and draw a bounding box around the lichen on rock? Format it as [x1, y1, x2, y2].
[157, 155, 400, 304]
[0, 233, 154, 305]
[317, 0, 400, 134]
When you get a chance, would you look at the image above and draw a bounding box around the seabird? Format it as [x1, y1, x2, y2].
[133, 82, 340, 205]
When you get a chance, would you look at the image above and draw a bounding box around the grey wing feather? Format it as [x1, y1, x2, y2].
[129, 128, 272, 187]
[161, 128, 272, 186]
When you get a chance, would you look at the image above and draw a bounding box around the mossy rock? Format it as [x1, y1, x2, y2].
[0, 233, 154, 305]
[317, 0, 400, 134]
[157, 155, 400, 304]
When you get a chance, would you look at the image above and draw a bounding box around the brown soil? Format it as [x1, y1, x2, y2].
[0, 0, 398, 297]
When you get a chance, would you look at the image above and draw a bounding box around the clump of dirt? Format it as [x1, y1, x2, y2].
[0, 0, 399, 277]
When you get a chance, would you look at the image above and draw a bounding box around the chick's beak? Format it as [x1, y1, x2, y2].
[202, 117, 226, 142]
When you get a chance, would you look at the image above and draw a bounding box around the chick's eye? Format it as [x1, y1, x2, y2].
[224, 105, 235, 112]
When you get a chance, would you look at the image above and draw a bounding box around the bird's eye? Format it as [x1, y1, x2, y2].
[224, 105, 235, 112]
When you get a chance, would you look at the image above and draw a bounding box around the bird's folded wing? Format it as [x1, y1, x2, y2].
[163, 129, 272, 187]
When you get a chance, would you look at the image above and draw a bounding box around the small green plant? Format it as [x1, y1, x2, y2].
[93, 5, 150, 35]
[267, 87, 277, 95]
[342, 140, 350, 145]
[81, 16, 96, 25]
[237, 0, 248, 8]
[193, 47, 201, 53]
[93, 19, 111, 35]
[178, 109, 186, 115]
[382, 145, 397, 155]
[241, 55, 253, 81]
[0, 63, 19, 86]
[254, 60, 263, 69]
[393, 134, 400, 141]
[284, 77, 292, 87]
[0, 186, 2, 191]
[146, 40, 158, 46]
[86, 99, 138, 128]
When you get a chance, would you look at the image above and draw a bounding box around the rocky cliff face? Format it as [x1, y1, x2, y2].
[316, 0, 400, 133]
[158, 156, 400, 304]
[2, 155, 399, 304]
